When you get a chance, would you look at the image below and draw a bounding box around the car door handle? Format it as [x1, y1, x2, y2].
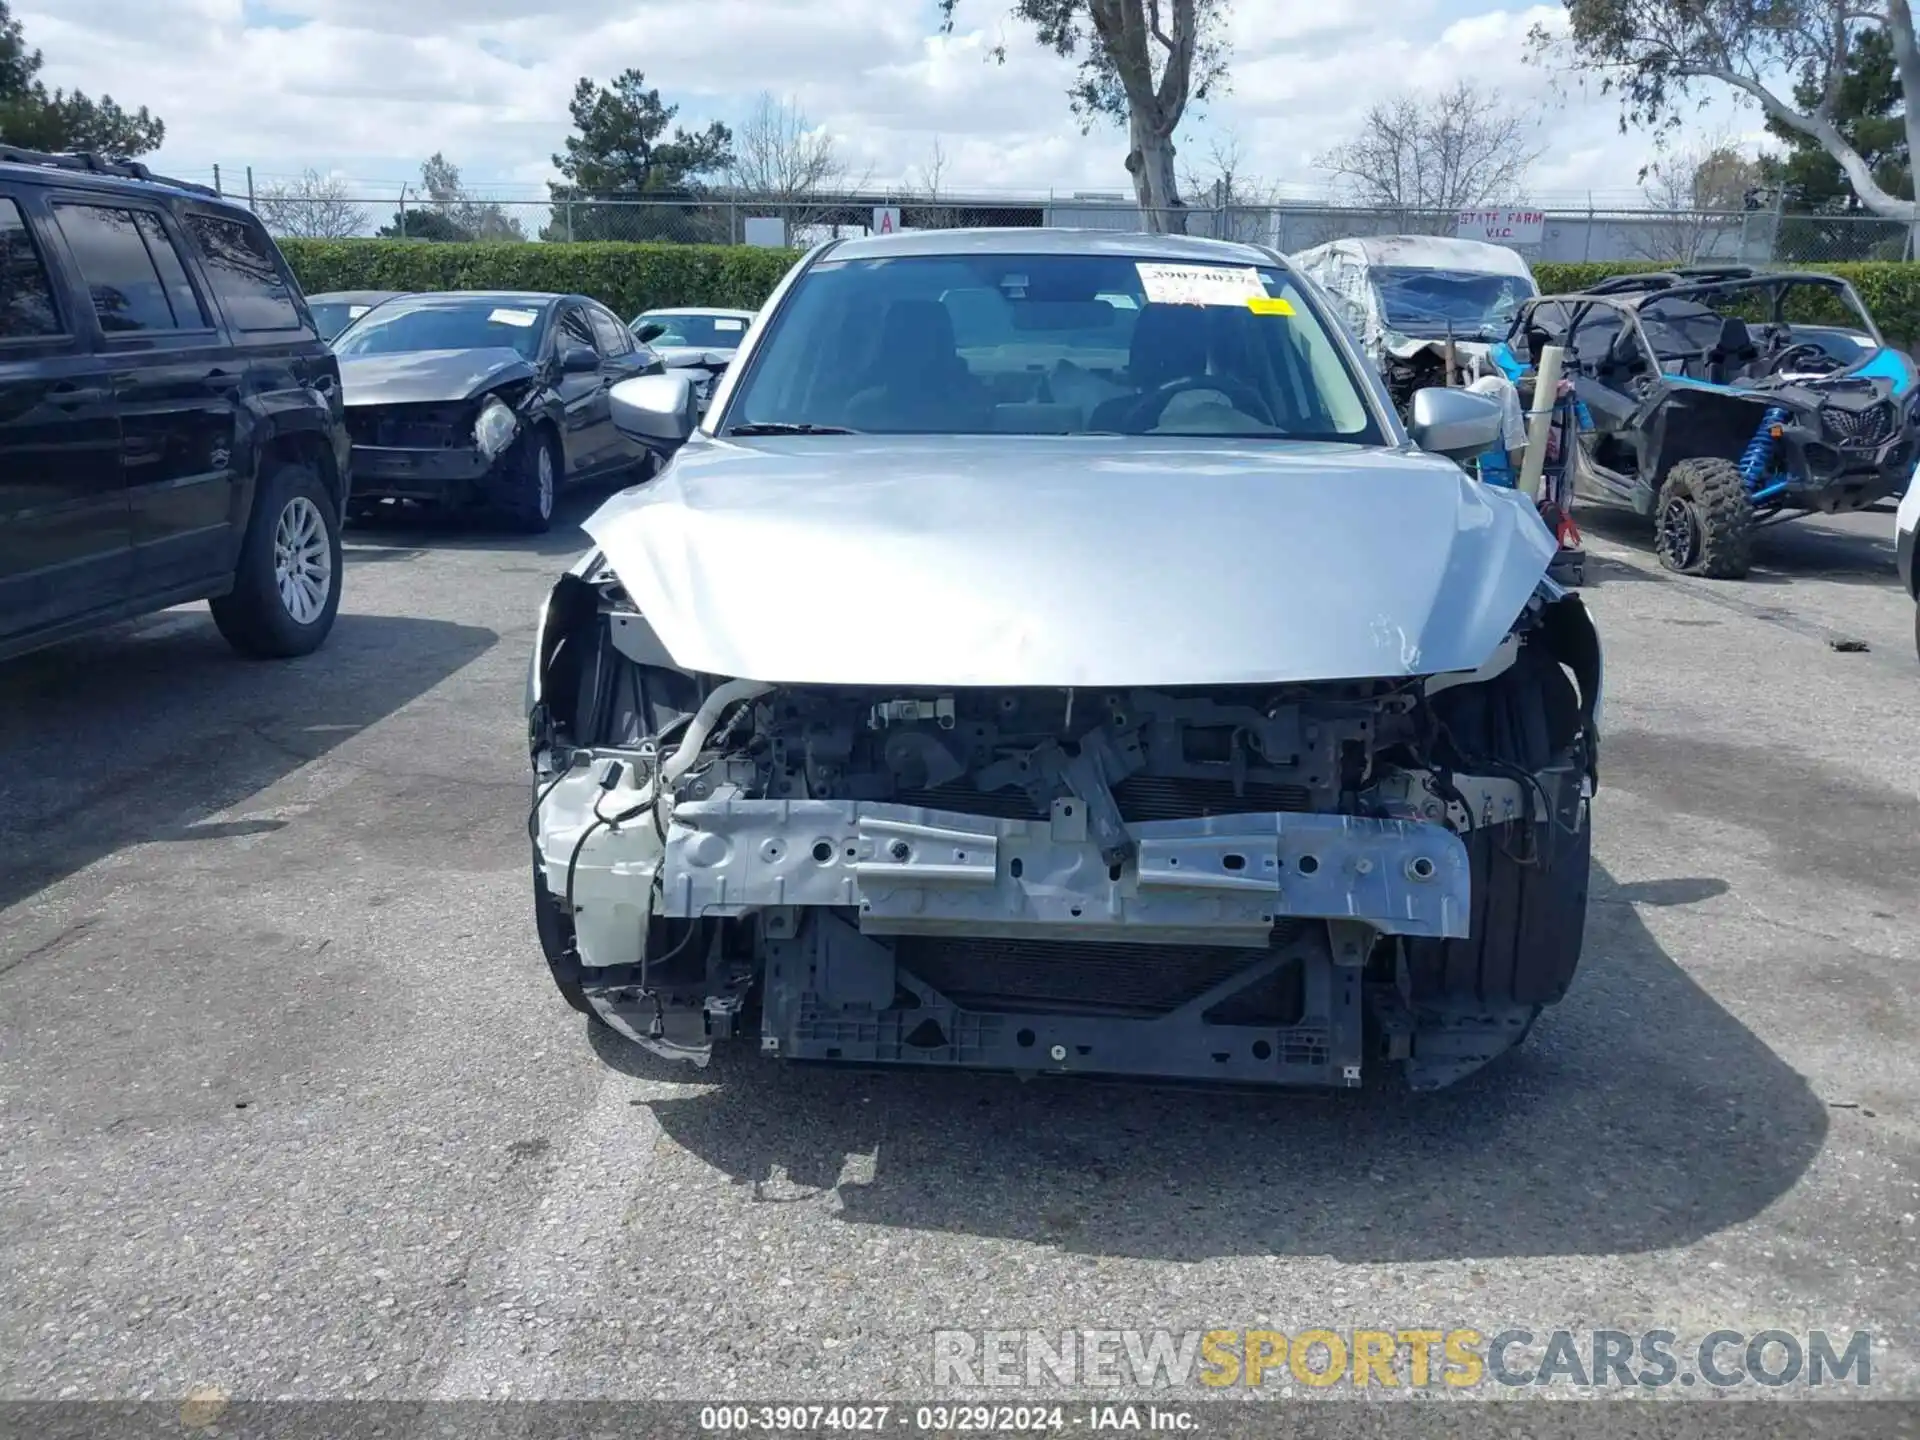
[47, 383, 109, 409]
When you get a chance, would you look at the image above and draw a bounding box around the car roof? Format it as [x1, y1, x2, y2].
[0, 148, 253, 218]
[307, 290, 407, 304]
[825, 226, 1281, 267]
[1321, 234, 1536, 279]
[382, 290, 566, 305]
[637, 306, 756, 318]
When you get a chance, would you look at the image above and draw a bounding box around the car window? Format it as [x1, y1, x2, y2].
[586, 304, 632, 356]
[637, 312, 749, 347]
[51, 203, 184, 333]
[558, 306, 596, 354]
[331, 297, 548, 359]
[0, 197, 64, 339]
[726, 252, 1381, 442]
[133, 212, 209, 328]
[1370, 267, 1534, 341]
[309, 301, 367, 341]
[183, 213, 306, 332]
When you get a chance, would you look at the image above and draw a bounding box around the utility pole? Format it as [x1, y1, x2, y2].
[212, 163, 222, 198]
[246, 166, 255, 211]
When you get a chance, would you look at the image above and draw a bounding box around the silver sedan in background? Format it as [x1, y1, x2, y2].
[629, 306, 757, 416]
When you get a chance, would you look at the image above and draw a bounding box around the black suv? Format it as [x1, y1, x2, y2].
[0, 148, 351, 663]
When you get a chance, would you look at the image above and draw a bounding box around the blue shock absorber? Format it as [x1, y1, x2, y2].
[1739, 406, 1790, 495]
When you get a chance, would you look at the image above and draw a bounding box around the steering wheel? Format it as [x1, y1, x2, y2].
[1772, 341, 1837, 375]
[1127, 374, 1277, 431]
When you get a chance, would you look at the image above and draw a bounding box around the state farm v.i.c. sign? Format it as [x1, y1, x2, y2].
[1455, 208, 1546, 245]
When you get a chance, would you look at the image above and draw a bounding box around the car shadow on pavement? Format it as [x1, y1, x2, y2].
[0, 611, 497, 914]
[597, 859, 1827, 1263]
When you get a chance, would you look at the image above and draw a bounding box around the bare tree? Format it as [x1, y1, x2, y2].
[1535, 0, 1920, 243]
[938, 0, 1230, 231]
[727, 92, 860, 232]
[1317, 81, 1544, 230]
[1179, 129, 1281, 242]
[908, 136, 959, 230]
[1630, 129, 1762, 261]
[253, 168, 367, 239]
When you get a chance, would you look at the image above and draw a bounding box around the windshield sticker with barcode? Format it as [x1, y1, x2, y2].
[1135, 262, 1268, 307]
[490, 308, 539, 327]
[715, 317, 746, 331]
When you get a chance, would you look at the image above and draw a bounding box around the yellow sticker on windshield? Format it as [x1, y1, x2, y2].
[1248, 296, 1294, 316]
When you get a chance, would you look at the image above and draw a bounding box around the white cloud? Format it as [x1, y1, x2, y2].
[18, 0, 1765, 208]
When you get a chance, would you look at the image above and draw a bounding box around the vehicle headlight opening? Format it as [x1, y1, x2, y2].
[474, 396, 519, 458]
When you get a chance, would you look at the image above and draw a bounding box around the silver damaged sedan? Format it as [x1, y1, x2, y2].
[525, 228, 1603, 1091]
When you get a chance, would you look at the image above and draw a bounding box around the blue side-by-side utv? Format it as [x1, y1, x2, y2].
[1493, 265, 1916, 579]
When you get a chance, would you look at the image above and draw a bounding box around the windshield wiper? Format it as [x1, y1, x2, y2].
[723, 422, 860, 436]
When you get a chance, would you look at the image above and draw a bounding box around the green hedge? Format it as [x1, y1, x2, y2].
[278, 239, 803, 319]
[1532, 260, 1920, 346]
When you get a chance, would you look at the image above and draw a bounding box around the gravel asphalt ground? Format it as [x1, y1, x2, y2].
[2, 488, 1916, 1408]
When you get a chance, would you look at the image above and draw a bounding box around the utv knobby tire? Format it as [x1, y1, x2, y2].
[209, 459, 342, 659]
[1403, 643, 1592, 1011]
[1655, 457, 1752, 579]
[491, 425, 560, 535]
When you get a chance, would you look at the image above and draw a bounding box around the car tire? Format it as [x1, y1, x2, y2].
[209, 458, 343, 659]
[493, 426, 559, 535]
[1655, 457, 1751, 579]
[532, 855, 598, 1018]
[1403, 642, 1592, 1014]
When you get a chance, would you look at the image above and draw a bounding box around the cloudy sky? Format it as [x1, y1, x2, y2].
[23, 0, 1762, 209]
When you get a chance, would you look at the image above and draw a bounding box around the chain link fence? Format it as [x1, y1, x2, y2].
[241, 188, 1917, 266]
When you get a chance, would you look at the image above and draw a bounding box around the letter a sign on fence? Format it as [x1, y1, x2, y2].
[873, 206, 901, 235]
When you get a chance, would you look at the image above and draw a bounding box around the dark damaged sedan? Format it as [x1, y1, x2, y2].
[334, 290, 668, 532]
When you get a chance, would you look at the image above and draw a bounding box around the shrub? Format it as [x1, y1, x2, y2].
[278, 239, 804, 319]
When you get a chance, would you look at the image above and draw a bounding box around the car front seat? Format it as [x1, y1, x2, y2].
[841, 298, 993, 432]
[1708, 316, 1759, 384]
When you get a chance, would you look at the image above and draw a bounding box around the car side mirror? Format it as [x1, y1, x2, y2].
[559, 343, 600, 374]
[1408, 387, 1504, 462]
[609, 372, 696, 444]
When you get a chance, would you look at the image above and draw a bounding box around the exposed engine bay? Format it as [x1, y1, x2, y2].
[1383, 347, 1451, 421]
[528, 561, 1602, 1091]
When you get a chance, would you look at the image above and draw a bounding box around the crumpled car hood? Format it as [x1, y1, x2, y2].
[583, 434, 1557, 688]
[1384, 333, 1497, 363]
[654, 345, 737, 369]
[339, 348, 535, 407]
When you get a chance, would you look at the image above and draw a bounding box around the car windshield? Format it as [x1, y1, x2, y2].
[312, 300, 381, 341]
[1372, 266, 1535, 340]
[637, 312, 750, 347]
[332, 297, 547, 358]
[722, 252, 1381, 442]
